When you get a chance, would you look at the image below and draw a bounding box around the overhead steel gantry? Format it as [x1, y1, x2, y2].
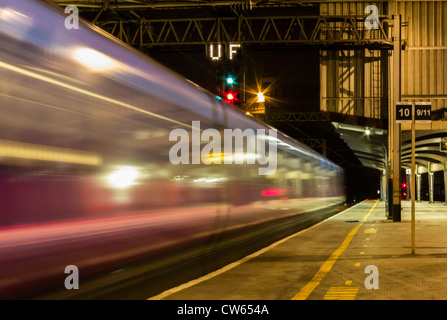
[259, 112, 329, 122]
[54, 0, 392, 50]
[95, 15, 391, 49]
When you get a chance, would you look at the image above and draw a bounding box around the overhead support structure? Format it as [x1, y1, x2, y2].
[416, 166, 421, 203]
[257, 112, 330, 123]
[406, 169, 412, 200]
[428, 162, 435, 204]
[55, 0, 259, 9]
[92, 15, 392, 49]
[50, 0, 395, 9]
[389, 14, 402, 221]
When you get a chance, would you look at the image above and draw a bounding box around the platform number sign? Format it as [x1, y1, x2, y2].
[396, 102, 412, 123]
[396, 102, 432, 123]
[414, 102, 431, 123]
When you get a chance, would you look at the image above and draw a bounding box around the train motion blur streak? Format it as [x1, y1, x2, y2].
[0, 0, 344, 298]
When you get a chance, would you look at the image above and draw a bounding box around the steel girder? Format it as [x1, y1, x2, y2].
[256, 112, 330, 122]
[94, 15, 391, 49]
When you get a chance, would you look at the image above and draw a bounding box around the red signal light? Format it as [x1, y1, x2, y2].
[226, 92, 234, 100]
[262, 189, 286, 196]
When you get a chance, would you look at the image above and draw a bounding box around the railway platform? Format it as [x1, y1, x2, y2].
[151, 199, 447, 300]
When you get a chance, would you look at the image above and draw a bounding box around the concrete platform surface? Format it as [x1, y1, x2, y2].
[150, 200, 447, 300]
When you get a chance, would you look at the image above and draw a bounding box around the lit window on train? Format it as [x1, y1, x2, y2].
[107, 166, 139, 189]
[75, 48, 115, 71]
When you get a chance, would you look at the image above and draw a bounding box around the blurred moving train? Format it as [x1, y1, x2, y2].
[0, 0, 345, 299]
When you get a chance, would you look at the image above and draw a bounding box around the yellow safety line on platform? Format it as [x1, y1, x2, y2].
[149, 203, 364, 300]
[291, 199, 379, 300]
[323, 286, 359, 300]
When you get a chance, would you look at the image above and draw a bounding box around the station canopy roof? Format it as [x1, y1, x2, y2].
[332, 122, 447, 174]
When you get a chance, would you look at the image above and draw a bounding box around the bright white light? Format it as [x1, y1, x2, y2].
[257, 92, 265, 103]
[229, 43, 241, 60]
[209, 44, 222, 60]
[0, 8, 15, 21]
[365, 129, 371, 135]
[75, 48, 114, 70]
[107, 166, 139, 188]
[193, 177, 226, 183]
